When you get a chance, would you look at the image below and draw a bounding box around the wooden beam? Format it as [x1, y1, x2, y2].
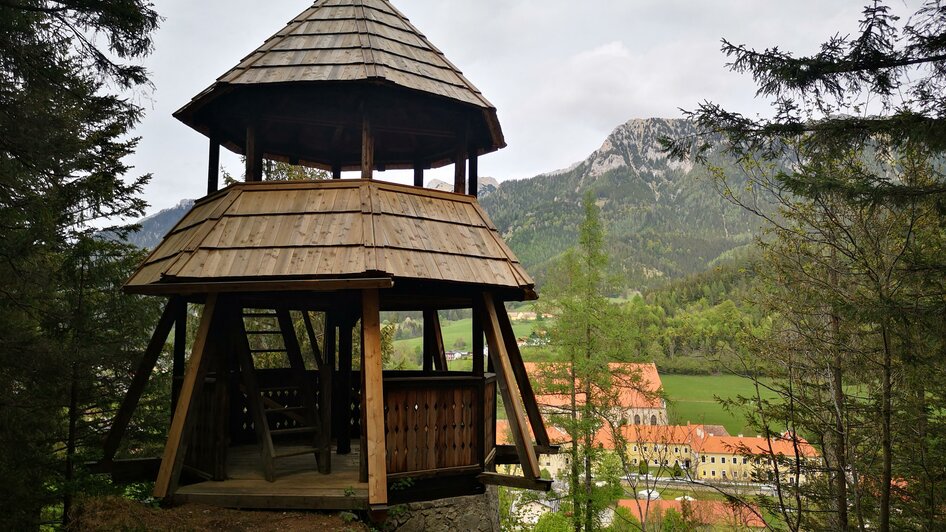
[211, 325, 230, 481]
[453, 131, 467, 194]
[232, 304, 276, 481]
[154, 294, 219, 498]
[361, 289, 388, 505]
[207, 137, 220, 194]
[332, 165, 342, 180]
[413, 164, 424, 187]
[472, 300, 484, 376]
[480, 293, 540, 479]
[494, 444, 560, 464]
[337, 315, 353, 455]
[103, 300, 178, 462]
[423, 310, 447, 371]
[361, 114, 374, 180]
[171, 299, 187, 413]
[494, 296, 550, 448]
[468, 150, 478, 197]
[302, 311, 323, 371]
[246, 126, 263, 182]
[126, 277, 394, 296]
[477, 472, 552, 492]
[319, 313, 336, 474]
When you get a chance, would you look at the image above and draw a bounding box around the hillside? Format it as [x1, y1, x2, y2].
[480, 118, 758, 291]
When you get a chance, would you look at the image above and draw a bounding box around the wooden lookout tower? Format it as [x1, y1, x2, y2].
[102, 0, 554, 511]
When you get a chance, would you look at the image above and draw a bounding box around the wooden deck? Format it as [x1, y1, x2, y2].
[174, 443, 368, 510]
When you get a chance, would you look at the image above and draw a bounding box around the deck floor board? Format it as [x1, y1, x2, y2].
[175, 443, 369, 509]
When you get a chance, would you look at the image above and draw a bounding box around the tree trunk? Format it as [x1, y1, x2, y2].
[63, 362, 79, 526]
[570, 356, 580, 532]
[879, 325, 893, 532]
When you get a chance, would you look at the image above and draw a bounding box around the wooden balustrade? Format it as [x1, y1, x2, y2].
[228, 369, 497, 479]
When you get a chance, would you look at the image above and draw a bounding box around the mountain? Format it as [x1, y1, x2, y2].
[479, 118, 758, 291]
[122, 118, 759, 292]
[427, 176, 499, 197]
[124, 199, 194, 249]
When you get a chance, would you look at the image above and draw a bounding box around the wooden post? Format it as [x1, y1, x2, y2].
[423, 310, 447, 371]
[337, 314, 354, 455]
[171, 299, 187, 413]
[332, 164, 342, 180]
[494, 296, 550, 448]
[320, 314, 336, 474]
[361, 289, 387, 505]
[103, 300, 177, 462]
[468, 150, 479, 196]
[212, 321, 229, 481]
[472, 300, 485, 376]
[154, 294, 219, 498]
[413, 163, 424, 187]
[479, 293, 540, 480]
[361, 114, 374, 180]
[246, 125, 263, 182]
[453, 132, 467, 194]
[207, 137, 220, 194]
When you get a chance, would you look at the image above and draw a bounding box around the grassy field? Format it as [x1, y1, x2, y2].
[661, 374, 776, 436]
[392, 317, 538, 354]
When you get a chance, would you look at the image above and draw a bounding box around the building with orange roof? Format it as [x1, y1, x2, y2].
[693, 431, 820, 483]
[523, 361, 668, 426]
[617, 498, 766, 529]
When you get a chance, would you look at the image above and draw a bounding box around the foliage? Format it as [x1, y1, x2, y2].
[0, 0, 160, 528]
[667, 3, 946, 530]
[534, 511, 573, 532]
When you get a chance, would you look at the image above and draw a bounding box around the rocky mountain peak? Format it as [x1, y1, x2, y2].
[548, 118, 695, 181]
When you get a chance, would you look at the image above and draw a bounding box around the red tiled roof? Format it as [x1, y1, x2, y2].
[695, 433, 819, 458]
[523, 362, 664, 410]
[495, 419, 570, 446]
[617, 499, 766, 528]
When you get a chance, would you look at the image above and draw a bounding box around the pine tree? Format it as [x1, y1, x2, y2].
[0, 1, 160, 527]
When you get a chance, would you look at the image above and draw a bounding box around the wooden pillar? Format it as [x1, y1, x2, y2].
[468, 150, 479, 196]
[413, 163, 424, 187]
[171, 299, 187, 413]
[245, 125, 263, 182]
[453, 132, 467, 194]
[207, 137, 220, 194]
[320, 314, 336, 474]
[480, 293, 540, 480]
[332, 164, 342, 180]
[361, 114, 374, 180]
[423, 310, 447, 372]
[103, 300, 177, 462]
[154, 294, 219, 498]
[337, 314, 354, 455]
[361, 289, 387, 506]
[211, 320, 230, 481]
[472, 300, 485, 376]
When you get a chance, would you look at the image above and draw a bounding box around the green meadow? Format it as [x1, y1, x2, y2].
[661, 374, 776, 436]
[391, 317, 538, 354]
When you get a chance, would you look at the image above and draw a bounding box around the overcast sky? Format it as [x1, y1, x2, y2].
[129, 0, 883, 215]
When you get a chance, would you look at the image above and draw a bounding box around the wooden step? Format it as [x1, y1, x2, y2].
[271, 426, 317, 436]
[273, 447, 322, 459]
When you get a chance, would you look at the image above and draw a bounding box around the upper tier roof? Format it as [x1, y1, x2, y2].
[124, 180, 534, 297]
[174, 0, 505, 171]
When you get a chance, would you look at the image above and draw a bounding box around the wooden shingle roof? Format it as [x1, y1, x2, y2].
[173, 0, 504, 172]
[212, 0, 493, 109]
[124, 180, 534, 296]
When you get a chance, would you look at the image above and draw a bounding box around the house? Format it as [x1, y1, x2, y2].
[693, 431, 820, 484]
[496, 419, 572, 479]
[617, 499, 767, 529]
[523, 362, 668, 425]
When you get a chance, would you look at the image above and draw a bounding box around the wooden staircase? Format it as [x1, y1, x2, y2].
[234, 307, 324, 481]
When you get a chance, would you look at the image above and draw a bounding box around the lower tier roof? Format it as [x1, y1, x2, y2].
[124, 179, 534, 297]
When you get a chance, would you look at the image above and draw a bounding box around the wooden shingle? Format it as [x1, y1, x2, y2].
[124, 180, 534, 296]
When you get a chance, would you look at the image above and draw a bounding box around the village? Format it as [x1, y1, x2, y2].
[493, 355, 817, 529]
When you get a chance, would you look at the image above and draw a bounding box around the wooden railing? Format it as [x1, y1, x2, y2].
[228, 369, 497, 478]
[383, 372, 496, 477]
